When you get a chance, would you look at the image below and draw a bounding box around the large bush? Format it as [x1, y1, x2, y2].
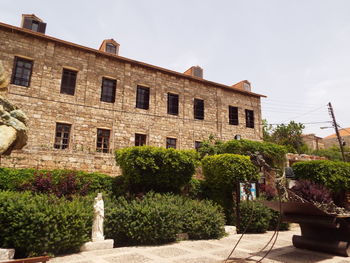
[0, 191, 93, 258]
[199, 138, 287, 168]
[115, 146, 198, 193]
[292, 160, 350, 193]
[202, 154, 258, 224]
[0, 168, 113, 197]
[239, 201, 272, 233]
[104, 192, 225, 245]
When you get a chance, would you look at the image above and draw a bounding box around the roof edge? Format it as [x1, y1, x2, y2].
[0, 21, 266, 98]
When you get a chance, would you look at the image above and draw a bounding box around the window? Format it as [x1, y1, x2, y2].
[22, 18, 46, 33]
[136, 86, 150, 109]
[245, 109, 255, 128]
[135, 133, 146, 146]
[166, 137, 177, 149]
[100, 77, 116, 103]
[54, 123, 71, 149]
[106, 43, 117, 54]
[195, 141, 202, 151]
[167, 93, 179, 115]
[60, 69, 77, 95]
[11, 57, 33, 87]
[96, 129, 110, 153]
[194, 98, 204, 120]
[229, 106, 239, 125]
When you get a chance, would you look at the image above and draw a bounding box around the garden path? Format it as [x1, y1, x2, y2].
[50, 226, 349, 263]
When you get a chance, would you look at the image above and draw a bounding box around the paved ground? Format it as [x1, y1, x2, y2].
[51, 226, 350, 263]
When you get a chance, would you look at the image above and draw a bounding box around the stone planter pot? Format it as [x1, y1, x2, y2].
[261, 200, 350, 257]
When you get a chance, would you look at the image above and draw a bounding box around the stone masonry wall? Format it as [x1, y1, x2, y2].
[0, 25, 262, 176]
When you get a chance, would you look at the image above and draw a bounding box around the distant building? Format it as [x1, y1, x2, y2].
[0, 14, 265, 175]
[323, 127, 350, 149]
[301, 134, 324, 151]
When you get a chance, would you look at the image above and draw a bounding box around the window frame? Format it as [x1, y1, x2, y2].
[60, 68, 77, 95]
[194, 98, 204, 120]
[136, 85, 150, 110]
[245, 109, 255, 128]
[100, 77, 116, 103]
[135, 133, 147, 146]
[11, 56, 33, 87]
[167, 93, 179, 115]
[54, 123, 71, 150]
[229, 106, 239, 125]
[96, 128, 111, 153]
[166, 137, 177, 149]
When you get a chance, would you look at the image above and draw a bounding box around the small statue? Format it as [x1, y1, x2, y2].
[92, 193, 105, 242]
[0, 61, 28, 155]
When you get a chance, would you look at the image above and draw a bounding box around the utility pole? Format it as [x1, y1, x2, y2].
[328, 102, 346, 161]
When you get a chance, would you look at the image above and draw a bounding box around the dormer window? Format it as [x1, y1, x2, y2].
[21, 14, 46, 34]
[99, 39, 120, 55]
[106, 43, 117, 54]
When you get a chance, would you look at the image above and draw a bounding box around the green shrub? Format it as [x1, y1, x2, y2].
[238, 201, 272, 233]
[202, 154, 258, 224]
[115, 146, 198, 193]
[0, 191, 93, 257]
[104, 192, 225, 245]
[268, 209, 290, 231]
[0, 168, 113, 196]
[292, 160, 350, 193]
[199, 138, 287, 168]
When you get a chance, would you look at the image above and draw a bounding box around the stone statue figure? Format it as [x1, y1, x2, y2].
[0, 61, 28, 155]
[92, 193, 105, 242]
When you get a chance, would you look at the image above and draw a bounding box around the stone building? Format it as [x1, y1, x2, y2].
[0, 15, 265, 175]
[301, 134, 324, 151]
[323, 127, 350, 149]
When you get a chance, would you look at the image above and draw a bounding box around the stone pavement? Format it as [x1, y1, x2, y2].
[50, 226, 350, 263]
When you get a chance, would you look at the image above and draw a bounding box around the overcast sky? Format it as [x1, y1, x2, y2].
[1, 0, 349, 137]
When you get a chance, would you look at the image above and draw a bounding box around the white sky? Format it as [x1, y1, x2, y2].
[1, 0, 350, 137]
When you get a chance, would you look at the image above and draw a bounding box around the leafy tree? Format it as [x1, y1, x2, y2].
[264, 121, 307, 154]
[312, 146, 350, 162]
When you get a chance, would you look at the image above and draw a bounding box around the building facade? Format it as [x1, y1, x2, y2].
[0, 15, 264, 176]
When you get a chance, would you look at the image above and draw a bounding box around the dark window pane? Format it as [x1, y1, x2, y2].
[11, 57, 33, 87]
[245, 109, 255, 128]
[31, 21, 39, 31]
[195, 141, 202, 151]
[136, 86, 150, 109]
[96, 129, 110, 153]
[100, 78, 116, 103]
[194, 99, 204, 120]
[106, 43, 117, 54]
[135, 133, 146, 146]
[60, 69, 77, 95]
[54, 123, 71, 149]
[229, 106, 239, 125]
[166, 138, 177, 149]
[167, 93, 179, 115]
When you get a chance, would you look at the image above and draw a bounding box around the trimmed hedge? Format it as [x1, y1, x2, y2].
[0, 191, 93, 258]
[115, 146, 198, 193]
[0, 168, 113, 197]
[199, 139, 287, 168]
[239, 201, 272, 233]
[104, 192, 225, 245]
[202, 154, 258, 187]
[292, 160, 350, 193]
[202, 154, 258, 224]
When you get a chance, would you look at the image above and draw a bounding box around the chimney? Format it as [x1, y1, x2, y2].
[99, 39, 120, 55]
[231, 80, 251, 92]
[21, 14, 46, 34]
[184, 66, 203, 78]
